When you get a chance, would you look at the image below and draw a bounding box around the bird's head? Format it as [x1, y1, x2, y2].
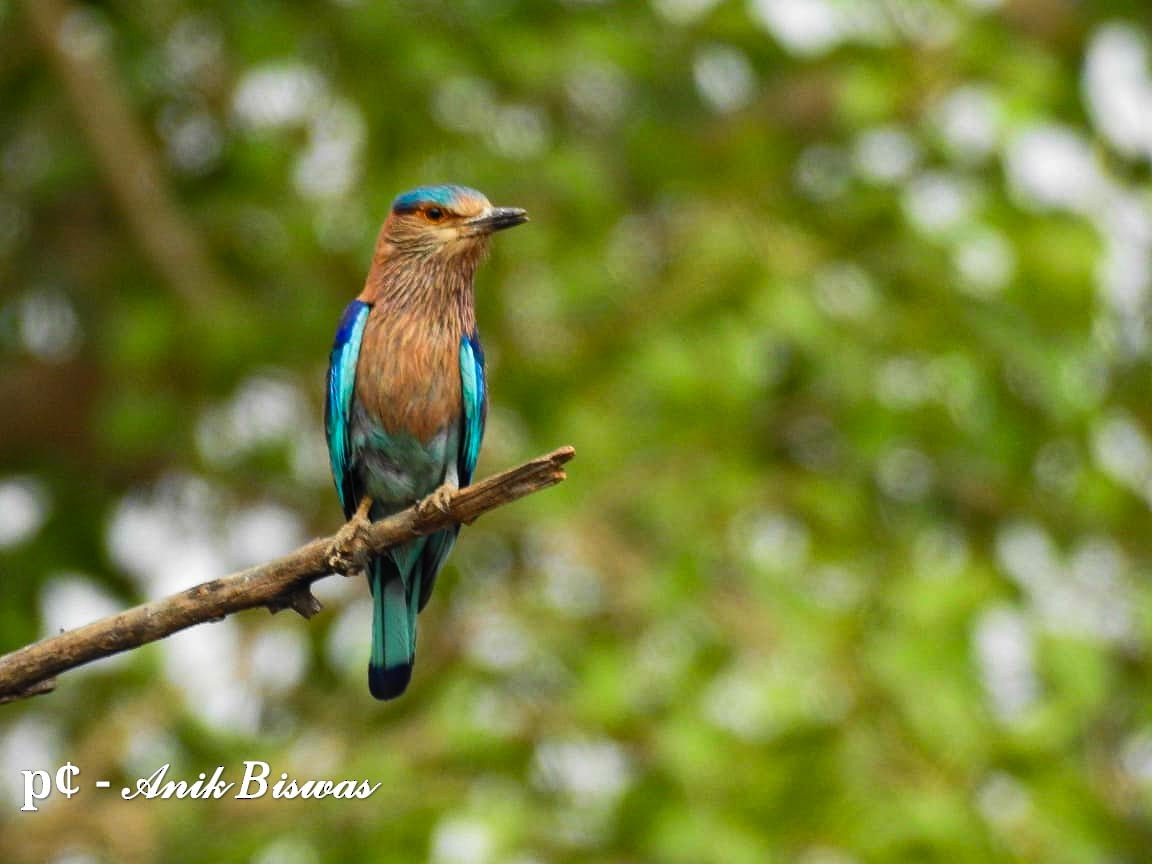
[381, 185, 528, 259]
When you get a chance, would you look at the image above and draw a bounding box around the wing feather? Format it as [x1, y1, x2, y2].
[325, 300, 371, 517]
[458, 331, 487, 487]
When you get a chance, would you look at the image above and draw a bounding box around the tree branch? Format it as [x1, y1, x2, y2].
[23, 0, 232, 310]
[0, 446, 575, 703]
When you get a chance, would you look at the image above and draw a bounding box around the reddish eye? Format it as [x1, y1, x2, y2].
[425, 207, 444, 222]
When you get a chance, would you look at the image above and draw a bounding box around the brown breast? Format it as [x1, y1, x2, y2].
[354, 305, 462, 443]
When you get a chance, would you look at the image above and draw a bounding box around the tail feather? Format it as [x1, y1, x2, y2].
[368, 558, 414, 700]
[365, 532, 447, 701]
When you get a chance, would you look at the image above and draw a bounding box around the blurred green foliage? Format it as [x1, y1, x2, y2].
[3, 0, 1152, 861]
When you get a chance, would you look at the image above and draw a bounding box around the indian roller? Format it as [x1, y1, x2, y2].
[325, 184, 527, 700]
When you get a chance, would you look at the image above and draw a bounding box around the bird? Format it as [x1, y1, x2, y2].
[324, 184, 527, 700]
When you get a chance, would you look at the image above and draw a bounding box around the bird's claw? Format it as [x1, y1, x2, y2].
[416, 484, 455, 517]
[328, 496, 373, 576]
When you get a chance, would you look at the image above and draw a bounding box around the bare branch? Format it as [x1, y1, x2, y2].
[0, 446, 575, 703]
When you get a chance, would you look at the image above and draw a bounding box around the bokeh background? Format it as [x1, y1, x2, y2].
[3, 0, 1152, 861]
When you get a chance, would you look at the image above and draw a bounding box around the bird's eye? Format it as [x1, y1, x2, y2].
[425, 207, 444, 222]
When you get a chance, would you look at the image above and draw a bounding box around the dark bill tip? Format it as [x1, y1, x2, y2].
[467, 206, 529, 233]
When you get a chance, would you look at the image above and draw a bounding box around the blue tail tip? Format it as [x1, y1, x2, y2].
[368, 663, 412, 700]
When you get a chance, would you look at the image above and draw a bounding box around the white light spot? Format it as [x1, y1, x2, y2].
[469, 688, 525, 737]
[226, 502, 304, 569]
[164, 15, 223, 88]
[165, 619, 260, 734]
[122, 726, 180, 777]
[995, 521, 1060, 592]
[1066, 535, 1133, 642]
[809, 564, 866, 609]
[652, 0, 721, 25]
[702, 663, 773, 739]
[1083, 23, 1152, 162]
[196, 373, 313, 468]
[875, 356, 933, 409]
[288, 731, 344, 779]
[903, 171, 977, 234]
[57, 7, 109, 61]
[40, 574, 122, 636]
[1093, 413, 1152, 493]
[735, 511, 810, 573]
[694, 44, 757, 114]
[49, 849, 100, 864]
[853, 126, 920, 183]
[252, 838, 320, 864]
[531, 738, 633, 803]
[431, 817, 496, 864]
[953, 227, 1015, 296]
[248, 626, 309, 694]
[1099, 234, 1152, 322]
[526, 532, 602, 617]
[1005, 125, 1105, 213]
[973, 605, 1038, 722]
[750, 0, 852, 57]
[931, 85, 1002, 163]
[1120, 731, 1152, 782]
[325, 598, 372, 680]
[465, 610, 534, 671]
[0, 714, 62, 809]
[0, 477, 48, 548]
[294, 99, 365, 201]
[106, 473, 226, 596]
[702, 654, 849, 740]
[232, 64, 326, 130]
[976, 772, 1031, 828]
[17, 289, 81, 360]
[159, 109, 222, 176]
[1095, 187, 1152, 326]
[995, 521, 1135, 644]
[813, 262, 877, 321]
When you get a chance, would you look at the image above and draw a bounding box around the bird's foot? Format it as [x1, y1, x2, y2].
[416, 483, 455, 517]
[328, 496, 373, 575]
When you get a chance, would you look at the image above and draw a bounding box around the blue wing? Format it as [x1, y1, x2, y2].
[325, 300, 371, 518]
[458, 330, 487, 487]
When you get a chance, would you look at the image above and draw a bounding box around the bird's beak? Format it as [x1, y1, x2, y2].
[464, 206, 529, 235]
